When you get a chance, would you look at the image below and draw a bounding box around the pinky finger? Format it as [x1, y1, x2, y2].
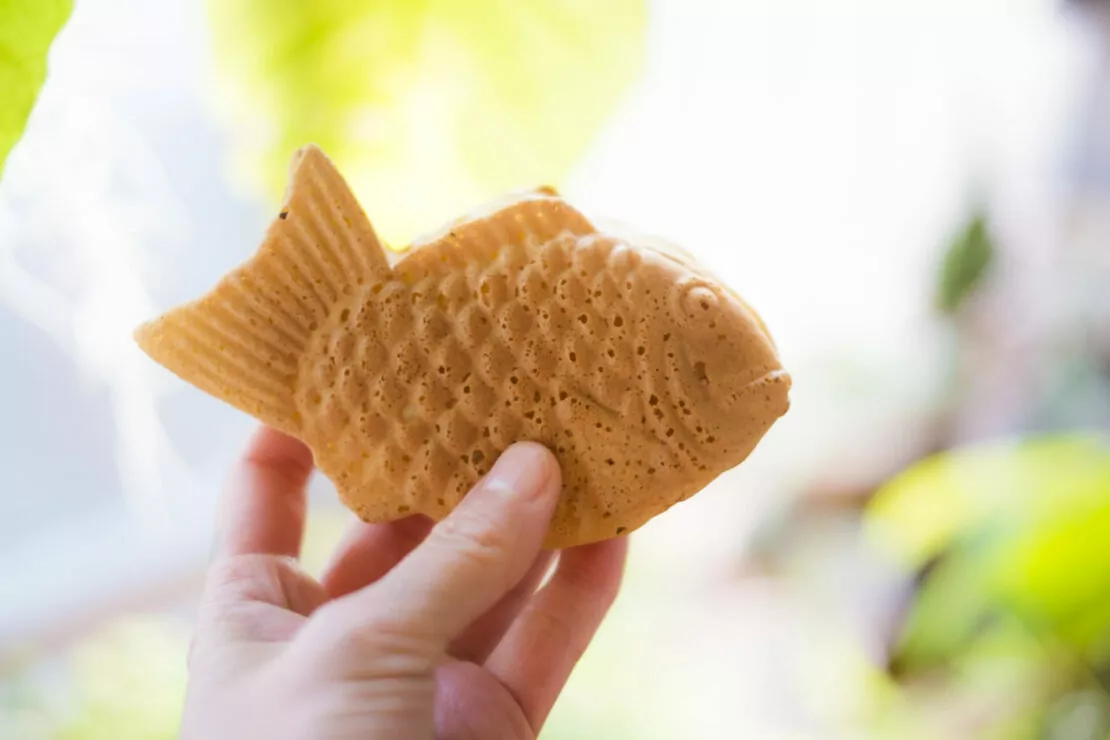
[485, 536, 629, 732]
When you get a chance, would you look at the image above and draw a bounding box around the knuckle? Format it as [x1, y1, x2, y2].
[206, 554, 257, 587]
[204, 555, 282, 606]
[527, 605, 587, 658]
[306, 601, 434, 674]
[434, 513, 515, 570]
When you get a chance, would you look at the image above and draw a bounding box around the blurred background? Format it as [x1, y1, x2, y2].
[2, 0, 1109, 737]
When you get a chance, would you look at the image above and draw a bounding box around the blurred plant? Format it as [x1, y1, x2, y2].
[866, 434, 1110, 738]
[52, 619, 188, 740]
[0, 0, 72, 177]
[936, 209, 995, 316]
[0, 617, 190, 740]
[206, 0, 646, 245]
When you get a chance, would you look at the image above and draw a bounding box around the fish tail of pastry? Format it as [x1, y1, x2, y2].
[133, 144, 393, 436]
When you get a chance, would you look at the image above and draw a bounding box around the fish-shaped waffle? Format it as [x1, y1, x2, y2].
[135, 145, 791, 548]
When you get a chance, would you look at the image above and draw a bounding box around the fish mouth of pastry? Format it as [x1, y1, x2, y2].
[664, 276, 787, 416]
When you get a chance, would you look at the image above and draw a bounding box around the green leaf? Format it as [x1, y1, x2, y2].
[207, 0, 646, 246]
[866, 435, 1110, 569]
[0, 0, 72, 178]
[936, 210, 995, 315]
[867, 434, 1110, 670]
[889, 548, 1002, 670]
[865, 437, 1031, 569]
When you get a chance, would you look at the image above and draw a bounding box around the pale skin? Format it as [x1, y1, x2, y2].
[181, 426, 628, 740]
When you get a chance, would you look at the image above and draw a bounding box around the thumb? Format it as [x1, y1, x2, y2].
[314, 442, 561, 653]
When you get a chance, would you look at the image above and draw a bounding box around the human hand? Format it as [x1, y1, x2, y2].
[180, 426, 628, 740]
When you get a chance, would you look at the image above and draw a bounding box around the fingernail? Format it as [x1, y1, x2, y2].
[484, 443, 557, 501]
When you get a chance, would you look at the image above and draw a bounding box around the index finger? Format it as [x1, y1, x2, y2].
[214, 425, 315, 559]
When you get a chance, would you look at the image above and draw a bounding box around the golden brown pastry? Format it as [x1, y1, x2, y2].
[135, 145, 791, 547]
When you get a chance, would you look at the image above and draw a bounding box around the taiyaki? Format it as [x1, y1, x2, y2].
[135, 145, 791, 548]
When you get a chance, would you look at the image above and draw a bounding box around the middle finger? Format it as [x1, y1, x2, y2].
[447, 550, 555, 664]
